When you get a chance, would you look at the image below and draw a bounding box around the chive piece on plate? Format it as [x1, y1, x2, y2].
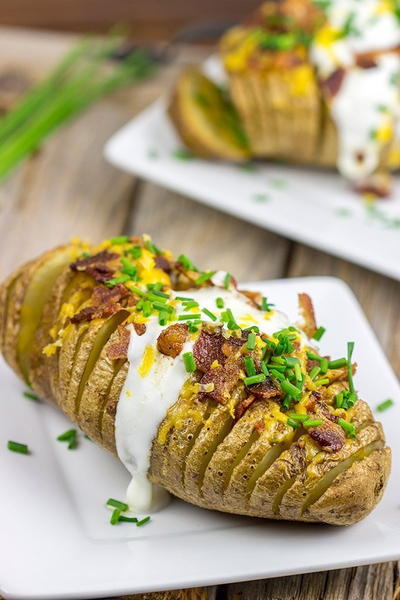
[183, 352, 197, 373]
[376, 398, 394, 412]
[106, 498, 129, 512]
[7, 440, 29, 454]
[312, 326, 326, 341]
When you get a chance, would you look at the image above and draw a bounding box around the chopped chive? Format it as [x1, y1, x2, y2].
[244, 325, 259, 333]
[303, 418, 323, 427]
[23, 390, 41, 402]
[267, 364, 286, 372]
[319, 358, 329, 374]
[127, 245, 142, 259]
[347, 342, 356, 394]
[328, 358, 347, 369]
[216, 297, 224, 309]
[81, 251, 91, 258]
[147, 282, 163, 292]
[145, 240, 162, 255]
[335, 391, 344, 408]
[151, 290, 169, 299]
[158, 311, 168, 326]
[338, 418, 356, 438]
[188, 322, 199, 333]
[294, 363, 302, 382]
[142, 300, 152, 318]
[106, 498, 129, 511]
[271, 356, 285, 365]
[152, 301, 173, 313]
[118, 515, 138, 523]
[285, 356, 299, 367]
[270, 369, 284, 381]
[136, 516, 151, 527]
[177, 254, 197, 271]
[260, 361, 269, 376]
[261, 297, 274, 312]
[202, 308, 217, 321]
[195, 271, 216, 285]
[57, 428, 77, 447]
[178, 313, 201, 321]
[244, 373, 266, 386]
[281, 380, 301, 399]
[224, 308, 238, 330]
[306, 352, 322, 362]
[130, 285, 146, 297]
[105, 274, 131, 287]
[376, 398, 394, 412]
[314, 378, 330, 386]
[312, 326, 326, 341]
[246, 332, 257, 350]
[309, 366, 321, 380]
[175, 295, 195, 302]
[110, 508, 121, 525]
[110, 235, 130, 245]
[287, 418, 301, 429]
[288, 413, 308, 421]
[224, 272, 231, 289]
[120, 256, 138, 275]
[7, 440, 29, 454]
[183, 352, 197, 373]
[244, 356, 256, 377]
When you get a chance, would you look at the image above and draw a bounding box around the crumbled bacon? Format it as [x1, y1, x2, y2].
[235, 395, 256, 420]
[246, 377, 281, 400]
[70, 250, 119, 272]
[298, 292, 317, 338]
[198, 356, 242, 404]
[356, 55, 377, 69]
[307, 393, 339, 424]
[193, 330, 227, 372]
[322, 68, 345, 99]
[254, 419, 265, 432]
[133, 322, 146, 336]
[157, 323, 188, 358]
[106, 326, 130, 360]
[241, 289, 262, 308]
[155, 255, 172, 273]
[308, 423, 345, 453]
[70, 283, 129, 324]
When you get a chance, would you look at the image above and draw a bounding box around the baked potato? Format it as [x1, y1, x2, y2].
[169, 0, 400, 196]
[0, 235, 391, 524]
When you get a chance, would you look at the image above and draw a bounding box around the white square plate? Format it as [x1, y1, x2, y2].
[1, 277, 399, 600]
[104, 59, 400, 281]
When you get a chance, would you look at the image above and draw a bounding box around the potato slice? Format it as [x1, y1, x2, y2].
[168, 67, 250, 161]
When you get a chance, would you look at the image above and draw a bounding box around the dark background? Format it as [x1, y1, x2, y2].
[0, 1, 260, 40]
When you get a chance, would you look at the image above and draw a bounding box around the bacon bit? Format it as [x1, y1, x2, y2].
[354, 178, 391, 198]
[71, 283, 129, 324]
[198, 356, 242, 404]
[298, 292, 317, 338]
[235, 395, 256, 420]
[246, 377, 281, 400]
[308, 423, 345, 453]
[322, 68, 345, 99]
[356, 55, 377, 69]
[70, 250, 119, 272]
[241, 289, 262, 308]
[157, 323, 188, 358]
[85, 264, 114, 283]
[106, 326, 130, 360]
[155, 255, 172, 273]
[254, 419, 265, 432]
[193, 330, 227, 372]
[133, 322, 146, 336]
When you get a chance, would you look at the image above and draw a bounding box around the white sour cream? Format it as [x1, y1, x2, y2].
[310, 0, 400, 183]
[115, 272, 301, 513]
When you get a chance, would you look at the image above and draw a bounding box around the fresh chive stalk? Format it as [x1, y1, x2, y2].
[7, 440, 29, 454]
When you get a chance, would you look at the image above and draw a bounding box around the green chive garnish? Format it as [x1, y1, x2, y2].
[314, 378, 329, 386]
[224, 308, 238, 330]
[136, 516, 151, 527]
[175, 295, 195, 302]
[7, 440, 29, 454]
[195, 271, 216, 285]
[244, 356, 256, 377]
[338, 418, 356, 438]
[244, 373, 266, 386]
[281, 380, 301, 399]
[224, 272, 231, 289]
[57, 428, 77, 449]
[306, 352, 322, 361]
[183, 352, 197, 372]
[118, 515, 138, 523]
[151, 290, 169, 299]
[309, 366, 321, 380]
[246, 332, 257, 350]
[177, 254, 197, 271]
[376, 398, 394, 412]
[347, 342, 356, 394]
[158, 311, 168, 326]
[110, 235, 130, 245]
[260, 361, 269, 376]
[303, 418, 323, 427]
[127, 245, 142, 259]
[142, 300, 152, 317]
[288, 413, 308, 421]
[23, 390, 41, 402]
[294, 363, 302, 382]
[110, 508, 121, 525]
[178, 313, 201, 321]
[106, 498, 129, 511]
[202, 308, 217, 321]
[261, 297, 274, 312]
[145, 240, 162, 255]
[130, 285, 146, 297]
[105, 274, 131, 287]
[152, 301, 173, 313]
[287, 418, 301, 429]
[312, 326, 326, 341]
[216, 297, 224, 309]
[328, 358, 347, 369]
[319, 358, 328, 374]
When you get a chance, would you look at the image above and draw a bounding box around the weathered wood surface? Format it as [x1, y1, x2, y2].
[0, 27, 399, 600]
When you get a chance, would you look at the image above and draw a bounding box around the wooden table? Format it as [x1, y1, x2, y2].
[0, 27, 399, 600]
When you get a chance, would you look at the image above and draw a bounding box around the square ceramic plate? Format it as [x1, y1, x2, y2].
[1, 277, 399, 600]
[104, 58, 400, 281]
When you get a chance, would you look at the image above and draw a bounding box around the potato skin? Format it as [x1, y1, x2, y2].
[0, 244, 392, 526]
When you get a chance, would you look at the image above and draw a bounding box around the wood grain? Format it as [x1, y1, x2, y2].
[0, 26, 398, 600]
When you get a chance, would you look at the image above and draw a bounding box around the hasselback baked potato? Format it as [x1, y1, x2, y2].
[0, 235, 391, 524]
[169, 0, 400, 196]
